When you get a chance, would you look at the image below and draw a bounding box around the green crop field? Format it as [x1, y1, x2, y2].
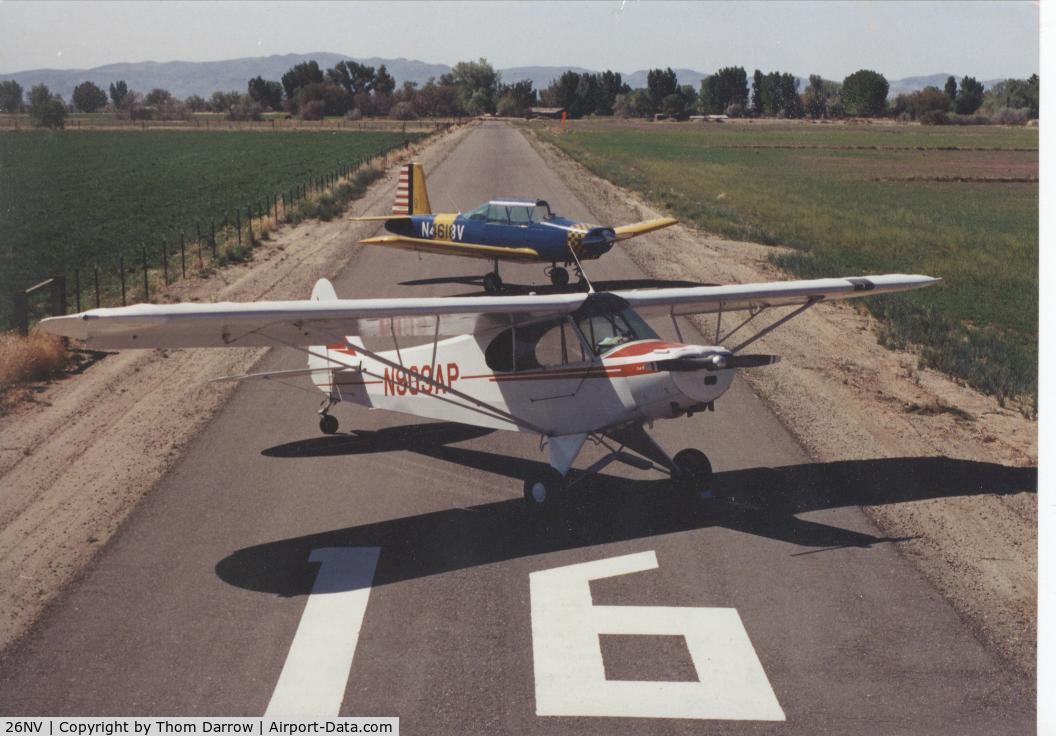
[531, 120, 1038, 402]
[0, 129, 419, 325]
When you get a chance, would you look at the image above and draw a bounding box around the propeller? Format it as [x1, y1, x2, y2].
[657, 352, 781, 372]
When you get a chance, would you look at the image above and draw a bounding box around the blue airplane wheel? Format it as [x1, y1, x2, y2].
[483, 272, 503, 294]
[549, 267, 569, 288]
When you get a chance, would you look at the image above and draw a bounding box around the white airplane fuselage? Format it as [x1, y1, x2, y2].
[310, 334, 735, 436]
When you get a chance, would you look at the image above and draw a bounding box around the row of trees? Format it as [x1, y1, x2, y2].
[0, 60, 1039, 128]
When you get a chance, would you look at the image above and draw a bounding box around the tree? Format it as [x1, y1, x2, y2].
[596, 70, 629, 115]
[209, 90, 242, 113]
[327, 60, 375, 96]
[698, 66, 748, 115]
[72, 81, 107, 112]
[944, 75, 957, 103]
[281, 60, 324, 101]
[144, 88, 173, 107]
[450, 58, 500, 115]
[779, 74, 803, 118]
[0, 80, 23, 113]
[185, 94, 208, 112]
[954, 75, 984, 115]
[840, 69, 889, 117]
[496, 79, 536, 117]
[415, 76, 461, 117]
[296, 82, 352, 117]
[373, 65, 396, 96]
[646, 68, 678, 112]
[891, 86, 950, 120]
[751, 69, 765, 114]
[248, 76, 283, 111]
[28, 84, 65, 128]
[661, 93, 686, 118]
[109, 80, 129, 109]
[982, 74, 1039, 118]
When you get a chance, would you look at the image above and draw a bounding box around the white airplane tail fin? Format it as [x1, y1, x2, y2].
[308, 279, 364, 386]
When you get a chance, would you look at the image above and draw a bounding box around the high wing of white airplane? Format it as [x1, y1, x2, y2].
[41, 274, 939, 508]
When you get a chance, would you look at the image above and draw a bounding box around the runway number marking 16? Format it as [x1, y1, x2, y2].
[265, 547, 381, 717]
[529, 551, 785, 721]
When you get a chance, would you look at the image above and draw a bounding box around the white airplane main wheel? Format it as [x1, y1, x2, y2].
[671, 449, 712, 493]
[523, 468, 565, 508]
[319, 414, 339, 435]
[483, 272, 503, 294]
[549, 267, 569, 287]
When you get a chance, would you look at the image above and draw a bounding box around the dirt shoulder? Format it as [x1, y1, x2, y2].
[0, 122, 474, 655]
[522, 127, 1037, 678]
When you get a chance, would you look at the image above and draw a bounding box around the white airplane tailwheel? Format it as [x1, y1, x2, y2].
[671, 448, 712, 494]
[549, 267, 569, 287]
[523, 468, 566, 508]
[319, 414, 339, 435]
[483, 272, 503, 294]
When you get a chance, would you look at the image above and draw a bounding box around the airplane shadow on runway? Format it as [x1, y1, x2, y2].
[398, 275, 711, 296]
[215, 422, 1037, 596]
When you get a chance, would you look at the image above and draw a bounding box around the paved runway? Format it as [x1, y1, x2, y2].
[0, 122, 1033, 733]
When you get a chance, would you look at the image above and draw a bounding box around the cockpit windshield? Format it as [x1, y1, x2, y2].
[571, 293, 659, 356]
[463, 200, 554, 224]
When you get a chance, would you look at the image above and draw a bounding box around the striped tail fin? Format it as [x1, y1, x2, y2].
[392, 162, 431, 215]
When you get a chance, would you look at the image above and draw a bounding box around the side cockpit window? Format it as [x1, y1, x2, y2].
[484, 317, 586, 373]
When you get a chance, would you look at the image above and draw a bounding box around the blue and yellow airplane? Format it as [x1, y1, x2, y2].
[352, 163, 678, 293]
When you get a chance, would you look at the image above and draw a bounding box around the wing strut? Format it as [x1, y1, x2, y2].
[729, 297, 820, 354]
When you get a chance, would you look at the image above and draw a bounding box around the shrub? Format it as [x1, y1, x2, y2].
[391, 101, 417, 120]
[227, 102, 263, 121]
[919, 109, 947, 126]
[345, 108, 363, 121]
[724, 103, 744, 118]
[300, 100, 326, 121]
[0, 331, 68, 388]
[993, 107, 1030, 126]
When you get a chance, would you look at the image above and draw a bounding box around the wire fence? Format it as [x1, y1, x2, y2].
[8, 129, 445, 334]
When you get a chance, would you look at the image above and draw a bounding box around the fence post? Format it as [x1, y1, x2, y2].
[13, 291, 28, 336]
[142, 246, 149, 302]
[94, 267, 100, 308]
[236, 209, 241, 248]
[180, 231, 186, 278]
[54, 274, 67, 316]
[247, 205, 253, 243]
[120, 255, 126, 306]
[74, 269, 81, 313]
[211, 221, 217, 257]
[162, 241, 169, 285]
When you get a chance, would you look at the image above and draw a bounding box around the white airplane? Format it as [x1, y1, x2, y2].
[41, 274, 938, 508]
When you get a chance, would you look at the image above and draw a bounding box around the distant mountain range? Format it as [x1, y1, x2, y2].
[0, 53, 1005, 101]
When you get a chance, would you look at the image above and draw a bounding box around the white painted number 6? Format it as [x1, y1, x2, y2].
[529, 550, 785, 721]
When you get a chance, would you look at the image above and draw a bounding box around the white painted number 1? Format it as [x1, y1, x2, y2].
[530, 550, 785, 720]
[265, 547, 381, 717]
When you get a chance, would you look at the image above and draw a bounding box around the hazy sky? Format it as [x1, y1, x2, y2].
[0, 0, 1040, 80]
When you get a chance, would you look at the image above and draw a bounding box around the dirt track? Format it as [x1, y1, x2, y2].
[0, 119, 1036, 682]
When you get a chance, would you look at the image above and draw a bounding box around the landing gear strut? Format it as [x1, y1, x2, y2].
[522, 426, 715, 511]
[483, 258, 503, 294]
